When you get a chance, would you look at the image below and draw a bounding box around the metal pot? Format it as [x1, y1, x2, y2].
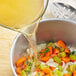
[10, 19, 76, 76]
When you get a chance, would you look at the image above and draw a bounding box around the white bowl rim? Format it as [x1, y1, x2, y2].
[10, 18, 76, 76]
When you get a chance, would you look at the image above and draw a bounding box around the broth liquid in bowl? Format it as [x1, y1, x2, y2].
[0, 0, 44, 61]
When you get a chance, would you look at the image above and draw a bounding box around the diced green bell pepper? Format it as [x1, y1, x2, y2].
[57, 65, 62, 71]
[60, 48, 65, 52]
[24, 66, 31, 73]
[20, 70, 27, 76]
[40, 64, 49, 69]
[70, 64, 76, 72]
[47, 42, 55, 48]
[55, 70, 63, 76]
[58, 52, 66, 58]
[53, 56, 61, 64]
[69, 55, 76, 60]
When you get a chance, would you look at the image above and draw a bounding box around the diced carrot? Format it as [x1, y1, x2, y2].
[60, 62, 63, 66]
[57, 40, 66, 48]
[73, 70, 76, 76]
[71, 60, 76, 62]
[22, 63, 26, 69]
[45, 74, 49, 76]
[53, 48, 60, 54]
[45, 47, 52, 57]
[42, 68, 52, 76]
[65, 48, 70, 54]
[50, 54, 57, 58]
[45, 52, 51, 57]
[17, 75, 21, 76]
[36, 67, 40, 72]
[39, 50, 45, 55]
[35, 72, 44, 76]
[27, 56, 31, 60]
[64, 73, 71, 76]
[48, 46, 52, 55]
[16, 67, 22, 74]
[16, 57, 26, 67]
[61, 57, 70, 63]
[40, 56, 50, 62]
[50, 66, 55, 71]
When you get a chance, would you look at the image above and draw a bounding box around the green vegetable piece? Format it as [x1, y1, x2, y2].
[67, 67, 70, 72]
[24, 66, 31, 72]
[40, 64, 49, 69]
[60, 48, 65, 52]
[44, 48, 50, 53]
[38, 73, 40, 76]
[55, 70, 63, 76]
[69, 55, 76, 60]
[68, 72, 72, 75]
[47, 42, 55, 48]
[20, 70, 27, 76]
[57, 65, 62, 71]
[69, 51, 76, 55]
[58, 52, 66, 58]
[25, 61, 28, 64]
[70, 64, 76, 72]
[53, 56, 61, 64]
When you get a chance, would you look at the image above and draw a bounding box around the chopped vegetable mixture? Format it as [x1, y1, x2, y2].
[16, 40, 76, 76]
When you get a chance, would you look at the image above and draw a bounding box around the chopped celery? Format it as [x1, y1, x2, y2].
[53, 56, 61, 64]
[40, 64, 49, 69]
[55, 70, 63, 76]
[70, 64, 76, 72]
[69, 55, 76, 60]
[68, 72, 72, 75]
[25, 61, 28, 64]
[57, 65, 62, 71]
[20, 70, 27, 76]
[38, 73, 40, 76]
[58, 52, 66, 58]
[67, 67, 70, 72]
[47, 42, 55, 48]
[24, 66, 31, 73]
[60, 48, 65, 52]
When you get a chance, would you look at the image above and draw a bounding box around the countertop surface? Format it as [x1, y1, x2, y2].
[0, 27, 17, 76]
[0, 0, 76, 76]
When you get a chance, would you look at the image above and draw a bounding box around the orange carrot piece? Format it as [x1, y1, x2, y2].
[64, 73, 71, 76]
[45, 52, 51, 57]
[42, 68, 52, 76]
[65, 48, 70, 54]
[22, 63, 26, 69]
[17, 75, 21, 76]
[35, 72, 44, 76]
[39, 50, 45, 55]
[16, 57, 26, 67]
[16, 67, 22, 74]
[57, 40, 66, 48]
[71, 60, 76, 62]
[45, 47, 52, 57]
[45, 74, 50, 76]
[50, 54, 57, 58]
[61, 57, 70, 63]
[50, 66, 55, 71]
[60, 62, 63, 66]
[48, 46, 52, 54]
[40, 56, 50, 62]
[27, 56, 31, 60]
[53, 48, 60, 54]
[73, 70, 76, 76]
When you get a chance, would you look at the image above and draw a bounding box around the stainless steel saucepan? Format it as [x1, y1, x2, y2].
[10, 19, 76, 76]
